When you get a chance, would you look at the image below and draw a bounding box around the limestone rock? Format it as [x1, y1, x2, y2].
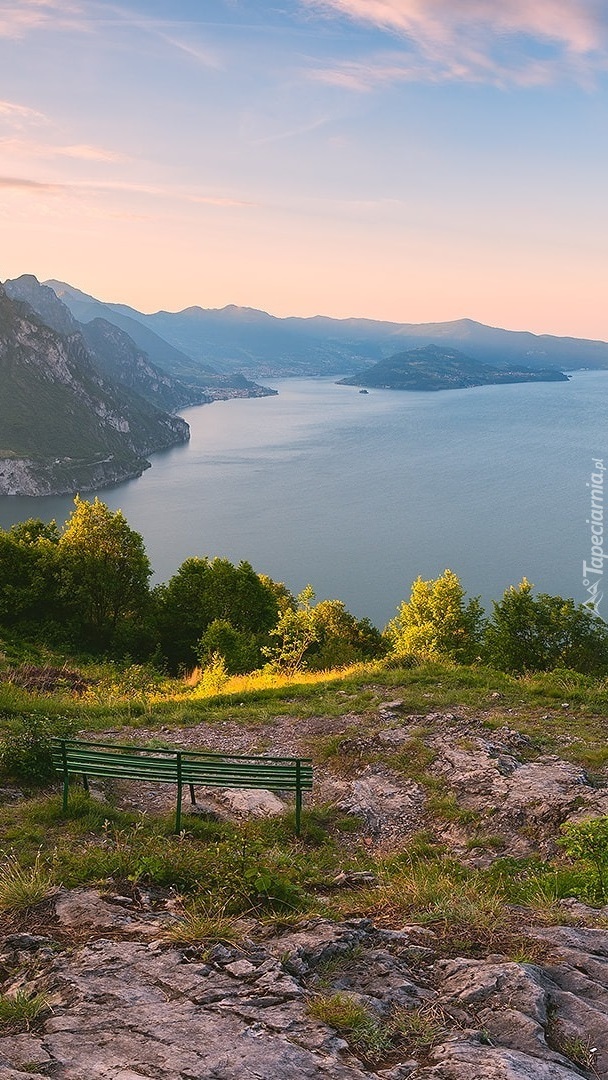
[415, 1042, 584, 1079]
[217, 788, 286, 817]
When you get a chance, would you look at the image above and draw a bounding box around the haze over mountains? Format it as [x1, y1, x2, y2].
[1, 272, 608, 498]
[47, 279, 608, 378]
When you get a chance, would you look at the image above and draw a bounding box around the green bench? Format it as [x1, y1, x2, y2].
[51, 737, 313, 834]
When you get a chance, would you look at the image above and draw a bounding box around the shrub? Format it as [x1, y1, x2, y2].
[191, 653, 230, 697]
[559, 817, 608, 902]
[485, 579, 608, 674]
[0, 713, 74, 785]
[386, 570, 484, 663]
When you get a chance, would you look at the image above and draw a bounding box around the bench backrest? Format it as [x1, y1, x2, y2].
[50, 738, 313, 791]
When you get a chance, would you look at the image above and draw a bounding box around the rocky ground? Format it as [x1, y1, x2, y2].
[2, 886, 608, 1079]
[3, 702, 608, 1078]
[91, 703, 608, 860]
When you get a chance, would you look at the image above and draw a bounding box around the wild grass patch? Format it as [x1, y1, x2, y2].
[0, 990, 50, 1033]
[308, 992, 392, 1062]
[0, 850, 55, 913]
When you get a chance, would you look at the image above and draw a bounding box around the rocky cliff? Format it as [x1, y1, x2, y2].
[4, 275, 211, 412]
[0, 283, 189, 496]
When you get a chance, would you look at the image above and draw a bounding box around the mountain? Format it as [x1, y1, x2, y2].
[4, 275, 210, 413]
[338, 344, 569, 391]
[45, 279, 218, 380]
[44, 280, 608, 377]
[45, 280, 276, 397]
[0, 283, 189, 496]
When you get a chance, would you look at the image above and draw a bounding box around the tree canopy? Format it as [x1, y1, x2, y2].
[385, 569, 484, 662]
[58, 496, 151, 641]
[485, 578, 608, 674]
[156, 556, 280, 671]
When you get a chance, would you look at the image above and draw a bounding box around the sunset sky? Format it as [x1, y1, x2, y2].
[1, 0, 607, 338]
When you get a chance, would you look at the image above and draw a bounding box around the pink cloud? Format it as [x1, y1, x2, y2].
[304, 0, 608, 86]
[55, 143, 125, 162]
[0, 176, 62, 190]
[0, 100, 47, 124]
[0, 0, 83, 38]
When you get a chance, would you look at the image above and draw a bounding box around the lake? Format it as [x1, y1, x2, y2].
[0, 373, 605, 629]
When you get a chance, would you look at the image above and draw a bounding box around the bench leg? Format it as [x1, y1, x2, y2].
[175, 781, 182, 833]
[295, 787, 302, 836]
[62, 773, 69, 814]
[82, 773, 90, 794]
[189, 783, 196, 805]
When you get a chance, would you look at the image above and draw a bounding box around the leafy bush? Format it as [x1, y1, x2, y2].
[485, 579, 608, 674]
[386, 570, 484, 663]
[0, 712, 74, 785]
[559, 816, 608, 902]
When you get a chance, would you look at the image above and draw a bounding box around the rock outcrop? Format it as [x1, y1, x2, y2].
[1, 890, 607, 1079]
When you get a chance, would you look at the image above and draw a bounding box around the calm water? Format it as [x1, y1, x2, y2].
[0, 373, 605, 628]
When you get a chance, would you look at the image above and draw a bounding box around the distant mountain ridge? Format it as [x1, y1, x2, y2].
[5, 275, 207, 413]
[45, 279, 608, 377]
[45, 280, 277, 395]
[338, 344, 569, 391]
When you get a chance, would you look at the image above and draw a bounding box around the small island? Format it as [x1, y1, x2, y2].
[338, 343, 570, 391]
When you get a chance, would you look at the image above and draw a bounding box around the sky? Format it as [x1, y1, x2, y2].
[1, 0, 607, 338]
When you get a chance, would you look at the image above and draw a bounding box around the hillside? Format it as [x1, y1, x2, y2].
[338, 344, 569, 391]
[45, 279, 279, 396]
[0, 284, 189, 496]
[6, 276, 274, 410]
[46, 278, 608, 378]
[3, 660, 608, 1078]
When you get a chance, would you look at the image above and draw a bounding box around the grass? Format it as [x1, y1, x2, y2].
[167, 903, 244, 946]
[307, 992, 393, 1062]
[359, 862, 508, 945]
[0, 990, 50, 1033]
[0, 850, 55, 912]
[3, 652, 608, 965]
[308, 993, 450, 1064]
[391, 1002, 448, 1054]
[313, 945, 364, 987]
[426, 793, 479, 826]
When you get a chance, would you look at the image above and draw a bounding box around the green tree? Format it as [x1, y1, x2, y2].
[0, 519, 60, 626]
[264, 584, 321, 673]
[484, 578, 608, 674]
[264, 587, 384, 673]
[196, 619, 262, 675]
[58, 496, 151, 642]
[307, 600, 386, 670]
[386, 569, 484, 662]
[156, 557, 280, 671]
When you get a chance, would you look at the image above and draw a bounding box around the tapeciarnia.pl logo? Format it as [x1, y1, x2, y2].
[583, 458, 606, 620]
